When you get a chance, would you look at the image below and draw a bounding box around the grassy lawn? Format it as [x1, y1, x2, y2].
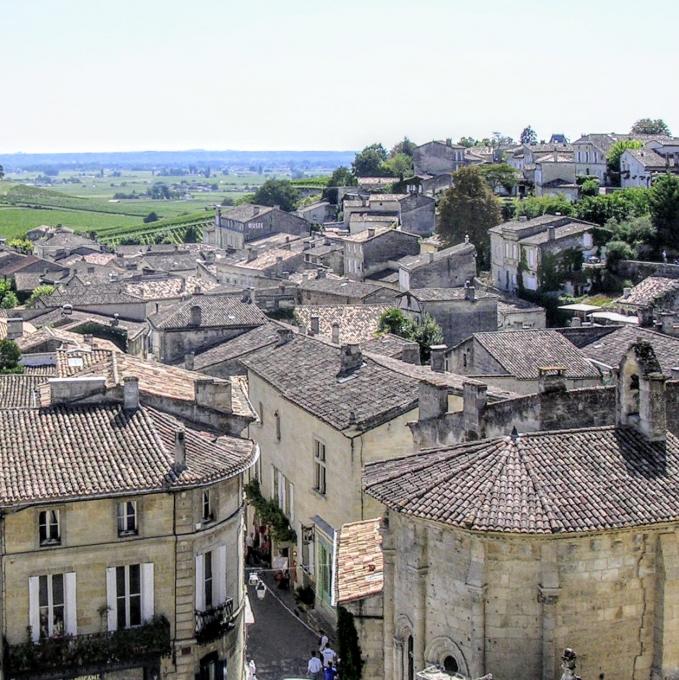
[0, 207, 140, 239]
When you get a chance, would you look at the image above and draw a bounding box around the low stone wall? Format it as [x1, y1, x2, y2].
[617, 259, 679, 283]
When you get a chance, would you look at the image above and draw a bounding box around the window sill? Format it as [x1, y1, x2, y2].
[39, 539, 61, 547]
[118, 530, 138, 538]
[311, 488, 327, 500]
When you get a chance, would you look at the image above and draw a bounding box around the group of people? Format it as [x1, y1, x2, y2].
[246, 528, 272, 567]
[307, 631, 338, 680]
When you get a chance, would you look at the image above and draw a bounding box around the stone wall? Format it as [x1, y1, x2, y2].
[617, 259, 679, 284]
[408, 251, 476, 289]
[362, 232, 420, 278]
[422, 297, 498, 348]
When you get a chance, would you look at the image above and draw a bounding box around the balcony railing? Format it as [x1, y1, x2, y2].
[195, 599, 235, 645]
[5, 615, 171, 679]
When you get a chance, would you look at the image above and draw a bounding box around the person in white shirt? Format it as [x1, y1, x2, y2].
[322, 646, 337, 668]
[307, 650, 323, 680]
[319, 630, 329, 651]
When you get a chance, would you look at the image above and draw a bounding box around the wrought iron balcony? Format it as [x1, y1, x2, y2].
[195, 599, 235, 645]
[5, 615, 171, 679]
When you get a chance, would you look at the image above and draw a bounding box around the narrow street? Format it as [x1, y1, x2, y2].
[245, 577, 321, 680]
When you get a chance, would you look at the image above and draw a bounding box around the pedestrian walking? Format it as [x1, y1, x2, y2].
[322, 645, 337, 668]
[323, 661, 338, 680]
[319, 630, 329, 651]
[247, 659, 257, 680]
[307, 650, 323, 680]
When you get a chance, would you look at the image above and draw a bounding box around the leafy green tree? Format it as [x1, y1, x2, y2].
[143, 211, 159, 223]
[7, 238, 32, 254]
[235, 193, 256, 206]
[631, 118, 672, 136]
[0, 339, 22, 373]
[0, 281, 18, 309]
[575, 188, 650, 225]
[351, 143, 389, 177]
[411, 313, 444, 363]
[579, 178, 600, 197]
[605, 215, 655, 258]
[27, 284, 55, 307]
[458, 136, 478, 148]
[520, 126, 538, 145]
[221, 196, 235, 206]
[649, 173, 679, 249]
[478, 163, 518, 194]
[390, 136, 417, 158]
[606, 240, 635, 271]
[491, 132, 515, 147]
[438, 166, 501, 266]
[607, 139, 643, 180]
[384, 152, 413, 179]
[252, 179, 300, 212]
[512, 195, 574, 220]
[378, 308, 414, 337]
[328, 166, 357, 188]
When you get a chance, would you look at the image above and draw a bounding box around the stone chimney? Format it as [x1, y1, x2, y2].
[194, 378, 232, 413]
[331, 322, 340, 344]
[337, 344, 363, 378]
[253, 206, 260, 216]
[548, 226, 556, 241]
[463, 380, 488, 440]
[616, 341, 667, 442]
[189, 304, 202, 326]
[445, 138, 452, 147]
[83, 334, 94, 346]
[111, 314, 120, 327]
[309, 316, 320, 336]
[430, 344, 447, 373]
[184, 352, 195, 370]
[247, 247, 256, 262]
[464, 283, 476, 302]
[538, 366, 567, 394]
[400, 343, 420, 365]
[418, 381, 448, 420]
[660, 312, 679, 336]
[570, 316, 581, 327]
[276, 327, 294, 346]
[671, 367, 679, 379]
[174, 428, 186, 471]
[62, 304, 73, 316]
[519, 215, 528, 222]
[6, 317, 23, 340]
[623, 287, 632, 299]
[123, 375, 139, 410]
[367, 227, 376, 238]
[317, 268, 327, 279]
[426, 252, 435, 263]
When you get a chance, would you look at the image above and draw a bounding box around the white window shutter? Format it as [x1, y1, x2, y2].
[215, 544, 227, 605]
[195, 553, 205, 611]
[64, 572, 77, 636]
[106, 567, 117, 632]
[141, 563, 154, 622]
[28, 576, 40, 642]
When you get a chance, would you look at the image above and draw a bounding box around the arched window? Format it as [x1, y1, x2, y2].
[443, 656, 459, 674]
[407, 636, 414, 680]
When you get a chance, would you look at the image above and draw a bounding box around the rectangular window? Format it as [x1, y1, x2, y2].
[39, 510, 61, 546]
[204, 551, 213, 608]
[202, 490, 214, 523]
[117, 501, 137, 536]
[317, 539, 332, 605]
[38, 574, 64, 639]
[116, 564, 141, 629]
[313, 440, 327, 495]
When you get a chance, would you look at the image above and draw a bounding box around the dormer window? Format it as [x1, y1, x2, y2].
[117, 501, 138, 537]
[39, 510, 61, 546]
[202, 490, 214, 523]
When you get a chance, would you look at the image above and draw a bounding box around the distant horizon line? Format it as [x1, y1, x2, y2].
[0, 147, 359, 156]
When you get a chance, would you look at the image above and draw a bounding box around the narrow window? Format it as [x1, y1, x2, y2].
[39, 510, 61, 546]
[38, 574, 65, 639]
[274, 410, 281, 441]
[117, 501, 138, 536]
[116, 564, 141, 629]
[202, 490, 214, 523]
[204, 551, 213, 608]
[314, 440, 327, 495]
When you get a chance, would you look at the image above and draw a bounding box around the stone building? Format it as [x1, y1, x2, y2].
[489, 215, 597, 294]
[362, 342, 679, 680]
[205, 204, 310, 250]
[0, 374, 257, 680]
[343, 227, 420, 281]
[413, 140, 466, 176]
[297, 276, 399, 306]
[447, 329, 602, 395]
[397, 285, 498, 348]
[398, 242, 477, 292]
[614, 276, 679, 324]
[147, 292, 266, 362]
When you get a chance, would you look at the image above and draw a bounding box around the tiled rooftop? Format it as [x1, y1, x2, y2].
[336, 519, 384, 605]
[0, 375, 42, 408]
[364, 425, 679, 534]
[295, 305, 388, 343]
[616, 276, 679, 307]
[467, 330, 600, 380]
[0, 404, 256, 507]
[399, 242, 475, 271]
[149, 294, 266, 329]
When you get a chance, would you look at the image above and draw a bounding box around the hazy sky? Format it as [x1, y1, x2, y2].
[2, 0, 678, 153]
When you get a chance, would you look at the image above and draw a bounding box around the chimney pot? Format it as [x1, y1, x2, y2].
[400, 343, 420, 365]
[671, 367, 679, 379]
[123, 375, 139, 410]
[276, 327, 294, 346]
[548, 226, 556, 241]
[367, 228, 376, 238]
[538, 366, 567, 393]
[194, 377, 232, 413]
[6, 317, 23, 340]
[623, 287, 632, 299]
[465, 284, 476, 302]
[429, 344, 447, 373]
[184, 352, 195, 370]
[189, 304, 202, 326]
[331, 321, 340, 344]
[337, 343, 363, 378]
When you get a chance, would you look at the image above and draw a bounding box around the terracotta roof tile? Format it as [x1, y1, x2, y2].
[336, 519, 384, 604]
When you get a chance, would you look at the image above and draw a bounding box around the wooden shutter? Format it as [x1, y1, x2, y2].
[64, 572, 77, 636]
[28, 576, 40, 642]
[106, 567, 117, 631]
[215, 544, 227, 605]
[195, 553, 205, 611]
[141, 563, 154, 622]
